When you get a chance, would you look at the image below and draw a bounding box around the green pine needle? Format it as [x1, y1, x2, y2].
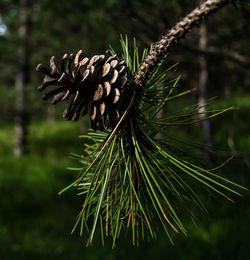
[59, 36, 247, 247]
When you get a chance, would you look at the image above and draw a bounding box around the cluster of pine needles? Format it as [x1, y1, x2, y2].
[59, 37, 246, 247]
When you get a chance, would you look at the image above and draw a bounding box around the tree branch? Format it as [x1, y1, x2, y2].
[134, 0, 233, 86]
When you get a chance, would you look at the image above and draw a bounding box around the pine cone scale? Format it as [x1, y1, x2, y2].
[110, 70, 118, 84]
[103, 82, 111, 97]
[102, 63, 111, 77]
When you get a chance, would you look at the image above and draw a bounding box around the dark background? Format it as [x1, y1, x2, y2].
[0, 0, 249, 259]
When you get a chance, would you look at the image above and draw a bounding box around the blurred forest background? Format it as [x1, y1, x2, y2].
[0, 0, 250, 259]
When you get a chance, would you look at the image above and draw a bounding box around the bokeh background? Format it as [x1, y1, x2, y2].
[0, 0, 249, 259]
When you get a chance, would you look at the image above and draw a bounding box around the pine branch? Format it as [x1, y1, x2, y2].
[134, 0, 233, 86]
[35, 0, 247, 246]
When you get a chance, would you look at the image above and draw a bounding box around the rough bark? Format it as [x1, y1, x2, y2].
[134, 0, 232, 87]
[14, 0, 32, 157]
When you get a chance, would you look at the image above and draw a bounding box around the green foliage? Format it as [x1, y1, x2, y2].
[59, 37, 246, 247]
[0, 121, 78, 259]
[0, 107, 249, 259]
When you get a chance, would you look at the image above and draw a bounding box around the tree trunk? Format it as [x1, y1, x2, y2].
[198, 22, 216, 167]
[14, 0, 32, 157]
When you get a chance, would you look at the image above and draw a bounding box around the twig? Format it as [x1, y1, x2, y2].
[134, 0, 232, 86]
[209, 155, 235, 172]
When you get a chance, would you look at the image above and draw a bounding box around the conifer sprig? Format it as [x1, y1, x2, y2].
[35, 0, 245, 247]
[58, 37, 246, 247]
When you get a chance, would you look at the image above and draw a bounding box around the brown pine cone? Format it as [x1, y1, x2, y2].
[36, 50, 128, 130]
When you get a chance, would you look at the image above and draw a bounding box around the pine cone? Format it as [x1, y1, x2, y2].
[36, 50, 128, 130]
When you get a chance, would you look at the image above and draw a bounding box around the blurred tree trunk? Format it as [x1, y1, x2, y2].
[14, 0, 32, 157]
[198, 22, 216, 167]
